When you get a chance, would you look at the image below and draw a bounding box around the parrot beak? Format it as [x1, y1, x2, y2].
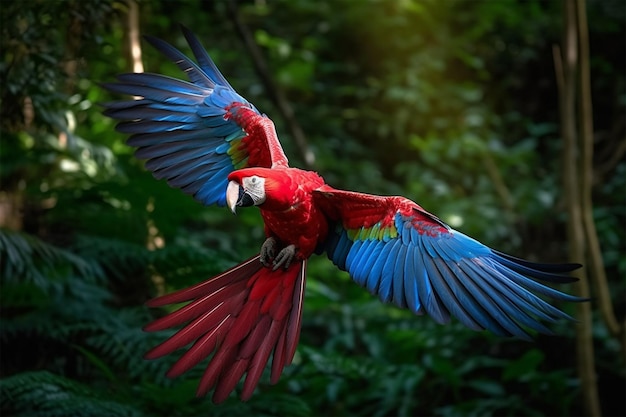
[226, 181, 240, 214]
[226, 180, 255, 214]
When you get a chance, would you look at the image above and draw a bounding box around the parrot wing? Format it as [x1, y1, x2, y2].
[143, 255, 306, 403]
[313, 187, 584, 340]
[102, 26, 288, 206]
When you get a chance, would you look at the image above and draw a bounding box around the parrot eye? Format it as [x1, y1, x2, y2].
[242, 175, 266, 206]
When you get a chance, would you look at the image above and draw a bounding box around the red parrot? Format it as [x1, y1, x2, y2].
[103, 27, 583, 403]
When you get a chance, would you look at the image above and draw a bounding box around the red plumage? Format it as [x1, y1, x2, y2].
[144, 256, 306, 403]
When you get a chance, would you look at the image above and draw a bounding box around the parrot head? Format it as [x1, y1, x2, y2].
[226, 174, 266, 213]
[226, 168, 294, 214]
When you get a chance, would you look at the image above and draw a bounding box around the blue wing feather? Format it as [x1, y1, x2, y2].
[453, 263, 523, 337]
[143, 35, 216, 89]
[104, 82, 206, 106]
[379, 239, 401, 303]
[428, 237, 523, 331]
[403, 247, 422, 313]
[392, 243, 408, 308]
[345, 239, 363, 275]
[116, 120, 208, 134]
[144, 149, 211, 171]
[357, 241, 384, 287]
[103, 28, 282, 207]
[471, 261, 573, 321]
[473, 274, 556, 334]
[126, 130, 209, 147]
[195, 163, 233, 205]
[180, 25, 235, 91]
[317, 190, 585, 339]
[428, 259, 483, 331]
[151, 154, 214, 179]
[134, 139, 220, 160]
[104, 107, 199, 123]
[459, 260, 534, 339]
[348, 239, 378, 286]
[416, 242, 450, 324]
[367, 242, 395, 295]
[332, 230, 352, 271]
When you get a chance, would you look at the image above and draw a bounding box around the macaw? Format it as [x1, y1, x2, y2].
[103, 27, 583, 404]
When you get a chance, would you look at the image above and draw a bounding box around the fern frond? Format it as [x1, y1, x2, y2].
[0, 229, 103, 286]
[150, 242, 227, 283]
[0, 371, 142, 417]
[72, 233, 232, 288]
[71, 234, 151, 280]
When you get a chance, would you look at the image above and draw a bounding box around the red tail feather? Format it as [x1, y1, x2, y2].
[144, 255, 307, 403]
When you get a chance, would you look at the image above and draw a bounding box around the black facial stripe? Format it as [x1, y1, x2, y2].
[236, 188, 255, 207]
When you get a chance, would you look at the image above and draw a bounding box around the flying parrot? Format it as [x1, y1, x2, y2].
[103, 27, 583, 404]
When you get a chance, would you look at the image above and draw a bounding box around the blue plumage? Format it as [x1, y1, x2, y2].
[324, 205, 584, 339]
[178, 25, 235, 90]
[392, 243, 408, 308]
[345, 239, 363, 278]
[403, 249, 421, 313]
[102, 27, 265, 207]
[143, 33, 217, 89]
[356, 240, 384, 286]
[379, 239, 399, 303]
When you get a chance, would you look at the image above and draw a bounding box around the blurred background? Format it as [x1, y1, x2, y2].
[1, 0, 624, 416]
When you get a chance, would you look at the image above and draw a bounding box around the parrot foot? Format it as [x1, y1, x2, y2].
[260, 237, 277, 267]
[260, 237, 296, 270]
[272, 244, 296, 271]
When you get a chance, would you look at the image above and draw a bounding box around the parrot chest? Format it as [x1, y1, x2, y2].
[260, 194, 328, 259]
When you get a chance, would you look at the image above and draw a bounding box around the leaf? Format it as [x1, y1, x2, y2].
[467, 379, 505, 396]
[72, 344, 118, 383]
[423, 354, 461, 386]
[0, 371, 142, 417]
[502, 349, 545, 381]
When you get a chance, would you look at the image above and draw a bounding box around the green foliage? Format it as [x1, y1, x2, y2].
[1, 0, 623, 416]
[298, 277, 582, 416]
[0, 228, 102, 285]
[0, 371, 143, 417]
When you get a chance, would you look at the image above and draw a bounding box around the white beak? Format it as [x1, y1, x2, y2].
[225, 181, 240, 214]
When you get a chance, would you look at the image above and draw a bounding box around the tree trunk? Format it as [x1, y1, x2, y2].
[128, 0, 144, 73]
[575, 0, 626, 364]
[554, 0, 602, 415]
[225, 0, 316, 169]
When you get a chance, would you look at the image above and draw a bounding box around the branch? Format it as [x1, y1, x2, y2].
[575, 0, 625, 360]
[225, 0, 316, 169]
[555, 0, 600, 415]
[596, 135, 626, 182]
[128, 0, 143, 73]
[481, 151, 515, 215]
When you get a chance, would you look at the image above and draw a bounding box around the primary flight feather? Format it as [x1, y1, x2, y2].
[103, 26, 583, 404]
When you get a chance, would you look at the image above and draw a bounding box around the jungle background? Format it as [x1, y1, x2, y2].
[1, 0, 624, 416]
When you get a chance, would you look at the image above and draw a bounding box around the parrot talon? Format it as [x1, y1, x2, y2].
[272, 244, 296, 271]
[260, 237, 277, 267]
